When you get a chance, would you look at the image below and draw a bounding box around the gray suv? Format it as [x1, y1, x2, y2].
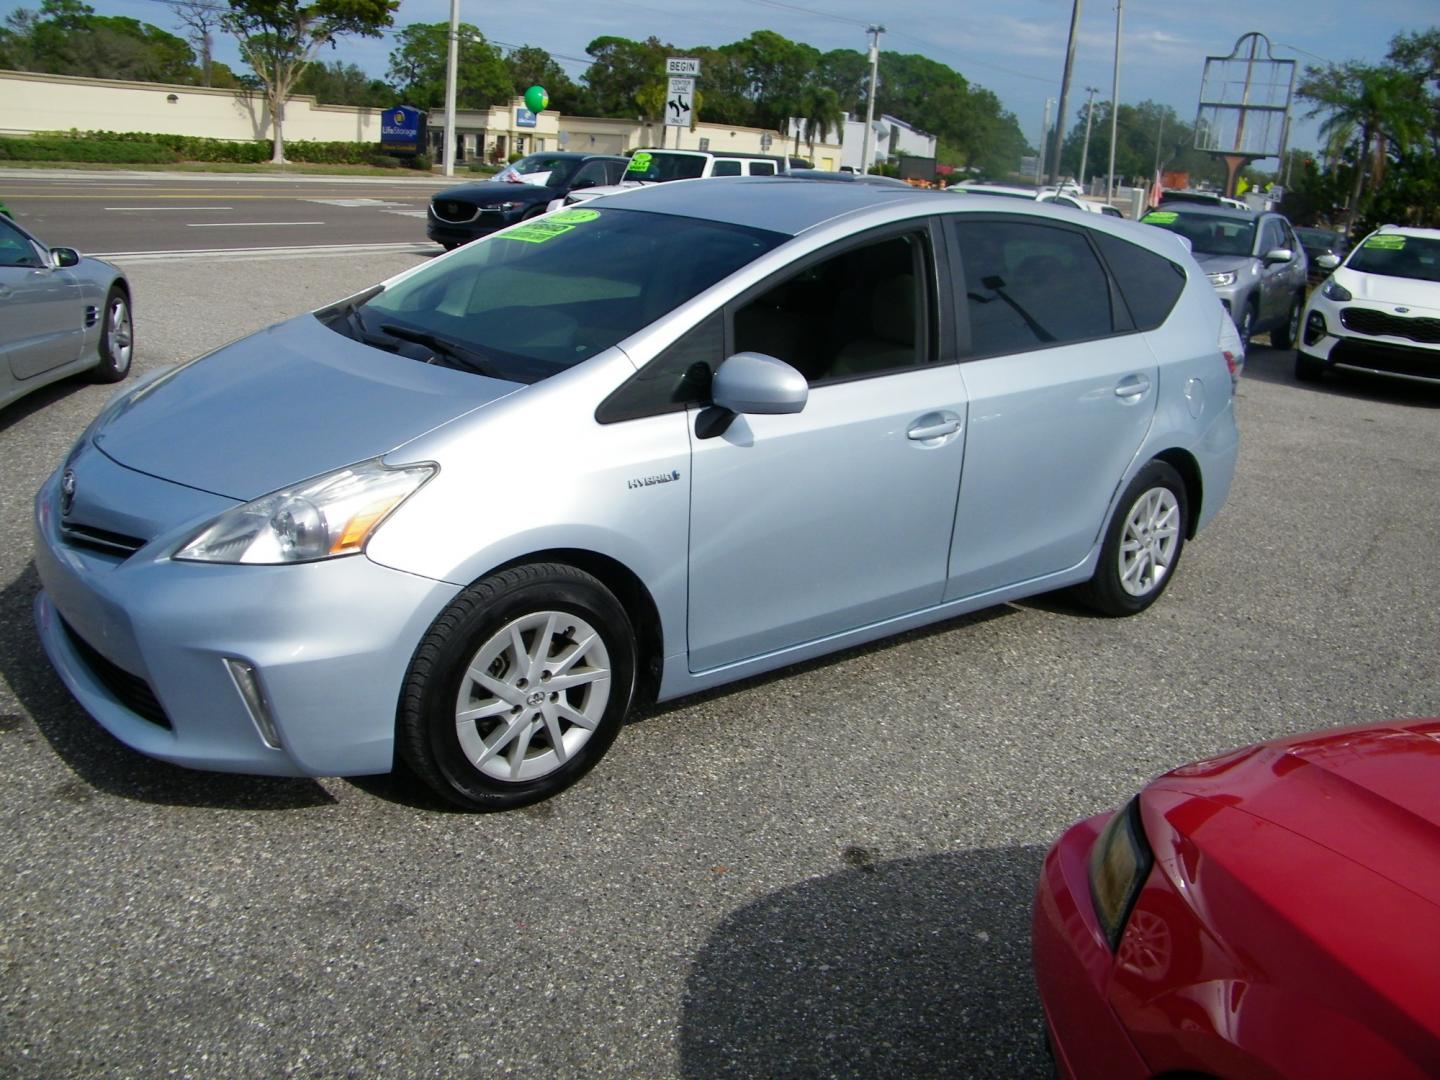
[1142, 204, 1308, 346]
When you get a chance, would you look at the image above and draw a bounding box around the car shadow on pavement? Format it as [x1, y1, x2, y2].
[1, 562, 336, 810]
[679, 843, 1052, 1080]
[0, 373, 92, 436]
[1241, 343, 1440, 408]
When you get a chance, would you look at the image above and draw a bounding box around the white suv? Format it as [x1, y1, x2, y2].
[1296, 225, 1440, 384]
[549, 148, 789, 211]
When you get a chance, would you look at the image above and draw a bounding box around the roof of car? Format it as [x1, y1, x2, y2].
[587, 176, 940, 235]
[1375, 224, 1440, 239]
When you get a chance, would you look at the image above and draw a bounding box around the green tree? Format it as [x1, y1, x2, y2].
[503, 44, 586, 113]
[295, 58, 392, 105]
[794, 85, 843, 157]
[1, 0, 196, 82]
[224, 0, 398, 163]
[386, 23, 511, 111]
[582, 35, 672, 118]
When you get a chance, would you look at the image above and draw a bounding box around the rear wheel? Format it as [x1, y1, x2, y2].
[1074, 461, 1188, 616]
[1271, 295, 1301, 350]
[90, 285, 132, 383]
[398, 563, 636, 811]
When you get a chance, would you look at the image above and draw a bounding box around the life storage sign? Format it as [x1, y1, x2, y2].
[380, 106, 425, 154]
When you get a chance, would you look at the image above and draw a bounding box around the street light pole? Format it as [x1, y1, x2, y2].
[1049, 0, 1083, 185]
[1078, 86, 1099, 191]
[442, 0, 458, 177]
[1106, 0, 1123, 204]
[860, 24, 885, 175]
[1036, 97, 1054, 185]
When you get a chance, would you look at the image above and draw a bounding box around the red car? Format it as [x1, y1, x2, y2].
[1033, 719, 1440, 1078]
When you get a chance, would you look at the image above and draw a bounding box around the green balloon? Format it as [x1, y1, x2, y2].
[524, 85, 549, 113]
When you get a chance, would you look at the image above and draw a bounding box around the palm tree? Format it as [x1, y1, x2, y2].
[797, 86, 843, 162]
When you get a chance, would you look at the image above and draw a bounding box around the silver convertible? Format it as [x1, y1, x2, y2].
[1, 212, 132, 410]
[34, 180, 1239, 810]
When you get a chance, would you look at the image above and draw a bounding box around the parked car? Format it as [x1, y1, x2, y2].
[1, 211, 132, 411]
[1159, 189, 1248, 211]
[950, 182, 1123, 217]
[1033, 717, 1440, 1079]
[786, 168, 911, 187]
[1140, 204, 1308, 345]
[1293, 225, 1349, 283]
[550, 148, 792, 211]
[1295, 225, 1440, 384]
[34, 179, 1238, 811]
[427, 152, 628, 249]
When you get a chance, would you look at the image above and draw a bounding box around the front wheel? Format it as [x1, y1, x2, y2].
[91, 285, 133, 383]
[1271, 296, 1301, 350]
[1074, 461, 1188, 616]
[398, 563, 637, 811]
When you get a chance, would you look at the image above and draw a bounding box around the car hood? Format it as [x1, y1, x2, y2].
[1334, 269, 1440, 310]
[1191, 252, 1257, 275]
[435, 180, 553, 205]
[92, 313, 520, 501]
[1157, 719, 1440, 908]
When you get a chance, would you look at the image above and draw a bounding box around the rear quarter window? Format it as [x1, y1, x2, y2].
[1093, 233, 1187, 332]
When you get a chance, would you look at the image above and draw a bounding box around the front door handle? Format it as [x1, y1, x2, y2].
[907, 416, 961, 441]
[1114, 374, 1150, 399]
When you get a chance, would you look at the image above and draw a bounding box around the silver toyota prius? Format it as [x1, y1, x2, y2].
[33, 179, 1240, 810]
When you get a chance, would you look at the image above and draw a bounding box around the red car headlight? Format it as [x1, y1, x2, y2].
[1088, 798, 1154, 950]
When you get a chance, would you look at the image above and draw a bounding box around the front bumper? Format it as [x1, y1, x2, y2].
[1032, 815, 1151, 1080]
[1297, 295, 1440, 384]
[426, 207, 525, 245]
[33, 463, 461, 778]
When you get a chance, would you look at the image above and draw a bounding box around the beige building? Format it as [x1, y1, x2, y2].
[0, 69, 842, 168]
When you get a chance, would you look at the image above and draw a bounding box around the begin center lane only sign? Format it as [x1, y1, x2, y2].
[666, 77, 694, 128]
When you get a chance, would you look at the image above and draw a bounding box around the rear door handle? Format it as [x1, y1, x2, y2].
[1114, 374, 1150, 399]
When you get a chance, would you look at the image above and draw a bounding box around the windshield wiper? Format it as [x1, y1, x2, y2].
[379, 323, 504, 379]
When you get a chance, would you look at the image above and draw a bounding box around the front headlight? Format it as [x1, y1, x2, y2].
[1322, 279, 1353, 302]
[488, 201, 523, 212]
[1088, 798, 1154, 950]
[174, 459, 435, 564]
[1206, 271, 1237, 288]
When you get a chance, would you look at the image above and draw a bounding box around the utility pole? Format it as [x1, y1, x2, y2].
[1036, 97, 1054, 185]
[1049, 0, 1083, 185]
[860, 24, 885, 175]
[442, 0, 459, 177]
[1153, 111, 1165, 176]
[1106, 0, 1123, 204]
[1078, 86, 1099, 191]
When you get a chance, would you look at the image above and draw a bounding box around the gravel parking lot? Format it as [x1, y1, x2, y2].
[2, 250, 1437, 1079]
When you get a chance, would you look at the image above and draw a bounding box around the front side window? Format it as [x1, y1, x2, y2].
[494, 153, 575, 188]
[569, 161, 610, 189]
[950, 218, 1114, 356]
[0, 218, 41, 268]
[1259, 219, 1285, 254]
[732, 230, 930, 382]
[344, 208, 785, 384]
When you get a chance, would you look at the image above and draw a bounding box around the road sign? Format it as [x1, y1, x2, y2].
[666, 76, 694, 128]
[666, 57, 700, 76]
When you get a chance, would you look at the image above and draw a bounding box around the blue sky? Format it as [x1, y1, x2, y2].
[5, 0, 1435, 160]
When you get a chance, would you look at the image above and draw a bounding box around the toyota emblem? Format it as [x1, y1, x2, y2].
[60, 469, 76, 516]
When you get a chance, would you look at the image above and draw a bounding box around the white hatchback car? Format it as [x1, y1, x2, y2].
[1296, 225, 1440, 384]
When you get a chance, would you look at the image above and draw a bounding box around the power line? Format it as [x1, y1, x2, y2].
[736, 0, 867, 30]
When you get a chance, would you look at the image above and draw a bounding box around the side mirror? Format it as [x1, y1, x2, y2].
[50, 247, 80, 268]
[1263, 247, 1294, 265]
[1316, 253, 1340, 271]
[711, 352, 808, 415]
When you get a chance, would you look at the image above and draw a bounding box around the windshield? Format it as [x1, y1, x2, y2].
[494, 154, 578, 188]
[1345, 233, 1440, 282]
[1141, 210, 1256, 257]
[624, 151, 707, 182]
[341, 207, 785, 383]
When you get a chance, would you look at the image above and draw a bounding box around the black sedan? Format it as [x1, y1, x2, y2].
[427, 152, 629, 249]
[1294, 226, 1349, 283]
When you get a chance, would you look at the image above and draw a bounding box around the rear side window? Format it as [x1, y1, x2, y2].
[1094, 233, 1186, 331]
[712, 160, 742, 177]
[748, 161, 776, 176]
[949, 218, 1114, 357]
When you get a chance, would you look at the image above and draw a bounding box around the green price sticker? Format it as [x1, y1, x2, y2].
[1142, 211, 1179, 225]
[501, 221, 574, 244]
[626, 152, 653, 174]
[1364, 234, 1406, 250]
[549, 208, 600, 224]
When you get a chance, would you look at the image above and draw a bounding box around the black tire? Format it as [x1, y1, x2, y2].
[1074, 461, 1188, 617]
[398, 562, 636, 811]
[91, 285, 132, 383]
[1235, 301, 1256, 346]
[441, 241, 459, 251]
[521, 205, 547, 220]
[1295, 351, 1325, 383]
[1271, 295, 1301, 350]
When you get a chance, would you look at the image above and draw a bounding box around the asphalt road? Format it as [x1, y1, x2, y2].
[1, 169, 455, 254]
[1, 233, 1438, 1079]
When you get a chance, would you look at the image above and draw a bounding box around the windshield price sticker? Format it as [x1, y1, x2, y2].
[626, 152, 653, 174]
[1142, 211, 1179, 225]
[549, 208, 600, 224]
[1364, 234, 1406, 250]
[501, 220, 575, 244]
